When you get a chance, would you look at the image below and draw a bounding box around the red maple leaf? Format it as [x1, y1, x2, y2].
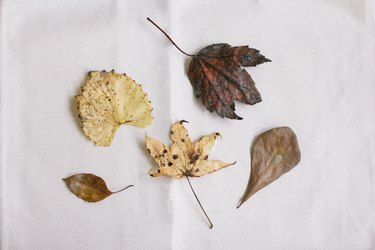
[188, 43, 270, 119]
[148, 18, 271, 120]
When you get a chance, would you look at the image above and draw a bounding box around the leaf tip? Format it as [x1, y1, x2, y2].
[214, 132, 222, 139]
[236, 199, 245, 209]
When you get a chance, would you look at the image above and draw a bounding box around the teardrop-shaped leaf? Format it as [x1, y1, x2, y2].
[237, 127, 301, 208]
[63, 173, 133, 202]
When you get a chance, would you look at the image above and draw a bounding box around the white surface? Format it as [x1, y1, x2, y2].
[1, 0, 374, 249]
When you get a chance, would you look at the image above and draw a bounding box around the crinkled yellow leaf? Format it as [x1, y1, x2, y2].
[146, 120, 235, 178]
[75, 70, 154, 146]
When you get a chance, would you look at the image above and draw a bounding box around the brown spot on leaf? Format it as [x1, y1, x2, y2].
[192, 153, 199, 161]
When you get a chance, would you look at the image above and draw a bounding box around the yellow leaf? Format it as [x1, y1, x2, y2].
[75, 70, 154, 146]
[146, 120, 236, 228]
[146, 120, 235, 178]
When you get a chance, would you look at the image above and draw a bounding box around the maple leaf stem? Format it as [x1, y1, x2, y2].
[147, 17, 195, 57]
[185, 175, 213, 229]
[112, 184, 134, 194]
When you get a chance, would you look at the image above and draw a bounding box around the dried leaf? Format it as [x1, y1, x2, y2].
[75, 70, 154, 146]
[63, 173, 133, 202]
[188, 44, 270, 120]
[146, 18, 270, 120]
[146, 120, 235, 178]
[237, 127, 301, 208]
[146, 120, 235, 228]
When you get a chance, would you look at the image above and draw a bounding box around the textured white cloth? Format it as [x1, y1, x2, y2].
[1, 0, 374, 249]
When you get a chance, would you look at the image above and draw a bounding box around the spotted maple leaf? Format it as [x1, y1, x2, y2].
[145, 120, 235, 228]
[146, 120, 235, 178]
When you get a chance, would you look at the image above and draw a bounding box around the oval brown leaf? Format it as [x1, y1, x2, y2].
[237, 127, 301, 208]
[63, 173, 133, 202]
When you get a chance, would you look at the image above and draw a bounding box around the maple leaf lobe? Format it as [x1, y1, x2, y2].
[188, 43, 270, 120]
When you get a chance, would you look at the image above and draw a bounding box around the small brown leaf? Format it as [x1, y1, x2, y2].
[237, 127, 301, 208]
[63, 173, 133, 202]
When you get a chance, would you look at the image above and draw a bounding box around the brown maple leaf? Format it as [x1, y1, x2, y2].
[147, 18, 271, 120]
[188, 44, 270, 119]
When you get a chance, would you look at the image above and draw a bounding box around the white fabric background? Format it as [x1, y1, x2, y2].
[1, 0, 374, 249]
